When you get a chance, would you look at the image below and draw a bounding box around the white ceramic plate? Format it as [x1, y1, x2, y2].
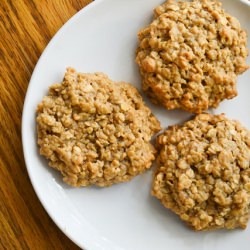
[22, 0, 250, 249]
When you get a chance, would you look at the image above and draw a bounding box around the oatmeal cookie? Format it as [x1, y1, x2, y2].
[152, 113, 250, 230]
[136, 0, 249, 113]
[37, 68, 161, 187]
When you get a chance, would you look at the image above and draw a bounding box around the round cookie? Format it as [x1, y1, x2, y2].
[136, 0, 249, 113]
[152, 113, 250, 230]
[37, 68, 161, 187]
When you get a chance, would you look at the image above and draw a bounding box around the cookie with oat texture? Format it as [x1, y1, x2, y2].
[136, 0, 249, 113]
[152, 113, 250, 230]
[37, 68, 161, 187]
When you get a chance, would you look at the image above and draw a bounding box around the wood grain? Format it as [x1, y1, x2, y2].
[0, 0, 92, 249]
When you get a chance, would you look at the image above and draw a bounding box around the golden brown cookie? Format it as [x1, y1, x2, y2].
[37, 68, 161, 187]
[152, 113, 250, 230]
[136, 0, 249, 113]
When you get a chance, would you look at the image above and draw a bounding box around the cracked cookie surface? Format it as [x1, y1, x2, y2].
[152, 113, 250, 230]
[37, 68, 161, 187]
[136, 0, 249, 113]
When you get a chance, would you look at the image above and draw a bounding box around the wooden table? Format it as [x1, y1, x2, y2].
[0, 1, 92, 249]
